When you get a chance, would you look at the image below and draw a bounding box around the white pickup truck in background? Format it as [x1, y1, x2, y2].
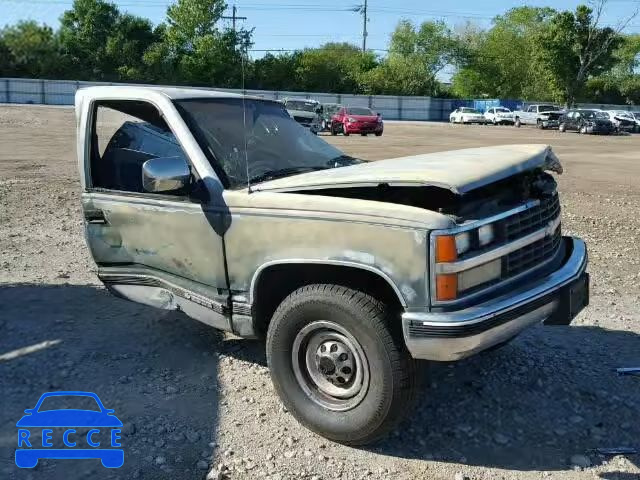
[513, 104, 564, 129]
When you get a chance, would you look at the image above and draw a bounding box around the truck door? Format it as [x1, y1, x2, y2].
[81, 100, 230, 329]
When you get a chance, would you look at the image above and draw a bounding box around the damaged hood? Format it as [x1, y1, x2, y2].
[255, 144, 562, 195]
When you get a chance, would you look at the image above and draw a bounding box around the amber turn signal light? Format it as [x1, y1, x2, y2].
[435, 235, 458, 263]
[436, 274, 458, 301]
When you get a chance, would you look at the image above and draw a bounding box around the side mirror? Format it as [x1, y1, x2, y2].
[142, 156, 191, 193]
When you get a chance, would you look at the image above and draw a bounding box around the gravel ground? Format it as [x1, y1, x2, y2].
[0, 105, 639, 480]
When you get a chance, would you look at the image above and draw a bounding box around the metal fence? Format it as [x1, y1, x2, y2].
[0, 77, 467, 121]
[1, 77, 638, 120]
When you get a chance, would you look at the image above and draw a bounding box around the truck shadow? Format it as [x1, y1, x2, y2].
[367, 324, 640, 472]
[2, 283, 637, 475]
[211, 319, 640, 472]
[0, 283, 224, 480]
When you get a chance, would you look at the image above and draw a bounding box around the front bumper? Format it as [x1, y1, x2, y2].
[542, 119, 560, 128]
[402, 237, 588, 361]
[345, 123, 383, 133]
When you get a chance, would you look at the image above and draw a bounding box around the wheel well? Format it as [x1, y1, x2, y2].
[251, 263, 404, 338]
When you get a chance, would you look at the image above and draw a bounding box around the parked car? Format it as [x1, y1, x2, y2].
[601, 110, 637, 133]
[633, 112, 640, 132]
[449, 107, 486, 124]
[283, 98, 322, 133]
[318, 103, 342, 132]
[558, 109, 614, 135]
[512, 104, 563, 129]
[484, 106, 515, 125]
[75, 86, 589, 445]
[330, 106, 383, 136]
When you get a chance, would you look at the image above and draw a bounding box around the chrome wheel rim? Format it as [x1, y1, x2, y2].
[292, 321, 369, 411]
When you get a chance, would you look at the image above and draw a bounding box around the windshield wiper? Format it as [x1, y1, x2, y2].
[248, 166, 327, 185]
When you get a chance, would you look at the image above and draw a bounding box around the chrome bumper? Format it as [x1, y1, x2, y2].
[402, 237, 588, 361]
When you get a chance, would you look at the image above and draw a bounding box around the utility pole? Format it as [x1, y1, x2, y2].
[221, 5, 247, 32]
[351, 1, 368, 52]
[362, 0, 368, 53]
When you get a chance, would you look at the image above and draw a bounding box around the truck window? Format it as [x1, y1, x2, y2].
[90, 101, 189, 194]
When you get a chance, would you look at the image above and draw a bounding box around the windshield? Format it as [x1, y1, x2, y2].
[495, 107, 510, 112]
[461, 108, 480, 114]
[286, 100, 318, 112]
[347, 107, 374, 116]
[540, 105, 559, 111]
[175, 98, 361, 189]
[38, 395, 101, 412]
[587, 111, 609, 119]
[324, 104, 341, 115]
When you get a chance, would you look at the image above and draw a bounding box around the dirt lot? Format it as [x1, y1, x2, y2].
[1, 105, 639, 480]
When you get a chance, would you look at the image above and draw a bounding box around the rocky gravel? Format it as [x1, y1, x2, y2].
[0, 106, 639, 480]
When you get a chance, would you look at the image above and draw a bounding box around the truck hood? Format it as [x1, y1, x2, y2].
[254, 144, 562, 195]
[287, 109, 316, 118]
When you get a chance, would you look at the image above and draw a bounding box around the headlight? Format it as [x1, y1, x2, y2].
[348, 117, 357, 123]
[433, 222, 499, 301]
[478, 224, 495, 247]
[455, 232, 471, 254]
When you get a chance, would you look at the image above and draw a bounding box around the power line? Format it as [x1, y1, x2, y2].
[221, 5, 247, 32]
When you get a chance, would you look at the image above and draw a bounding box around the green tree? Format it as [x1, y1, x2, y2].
[0, 37, 15, 76]
[144, 0, 251, 86]
[536, 4, 624, 105]
[451, 7, 556, 99]
[166, 0, 225, 48]
[105, 14, 158, 81]
[389, 19, 462, 77]
[59, 0, 120, 79]
[1, 21, 64, 78]
[361, 20, 461, 96]
[250, 52, 302, 91]
[296, 42, 377, 93]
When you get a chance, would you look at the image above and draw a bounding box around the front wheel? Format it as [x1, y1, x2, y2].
[375, 131, 382, 136]
[515, 118, 521, 128]
[537, 120, 545, 130]
[342, 123, 349, 136]
[266, 285, 419, 445]
[559, 123, 566, 132]
[579, 125, 587, 134]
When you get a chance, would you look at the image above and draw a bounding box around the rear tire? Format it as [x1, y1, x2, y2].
[266, 284, 419, 446]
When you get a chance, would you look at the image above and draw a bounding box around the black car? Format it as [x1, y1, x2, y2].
[318, 103, 342, 132]
[559, 109, 614, 135]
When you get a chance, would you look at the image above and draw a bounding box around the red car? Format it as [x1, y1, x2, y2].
[331, 106, 383, 136]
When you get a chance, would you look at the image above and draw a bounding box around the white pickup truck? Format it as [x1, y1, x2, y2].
[513, 104, 564, 129]
[74, 85, 589, 445]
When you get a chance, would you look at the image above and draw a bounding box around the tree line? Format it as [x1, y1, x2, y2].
[1, 0, 638, 105]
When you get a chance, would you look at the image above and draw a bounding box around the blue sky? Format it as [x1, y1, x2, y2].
[1, 0, 639, 61]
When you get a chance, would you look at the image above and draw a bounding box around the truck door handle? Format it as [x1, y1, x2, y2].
[85, 210, 107, 225]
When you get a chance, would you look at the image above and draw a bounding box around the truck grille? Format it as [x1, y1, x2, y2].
[294, 116, 312, 125]
[503, 194, 560, 241]
[505, 226, 562, 277]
